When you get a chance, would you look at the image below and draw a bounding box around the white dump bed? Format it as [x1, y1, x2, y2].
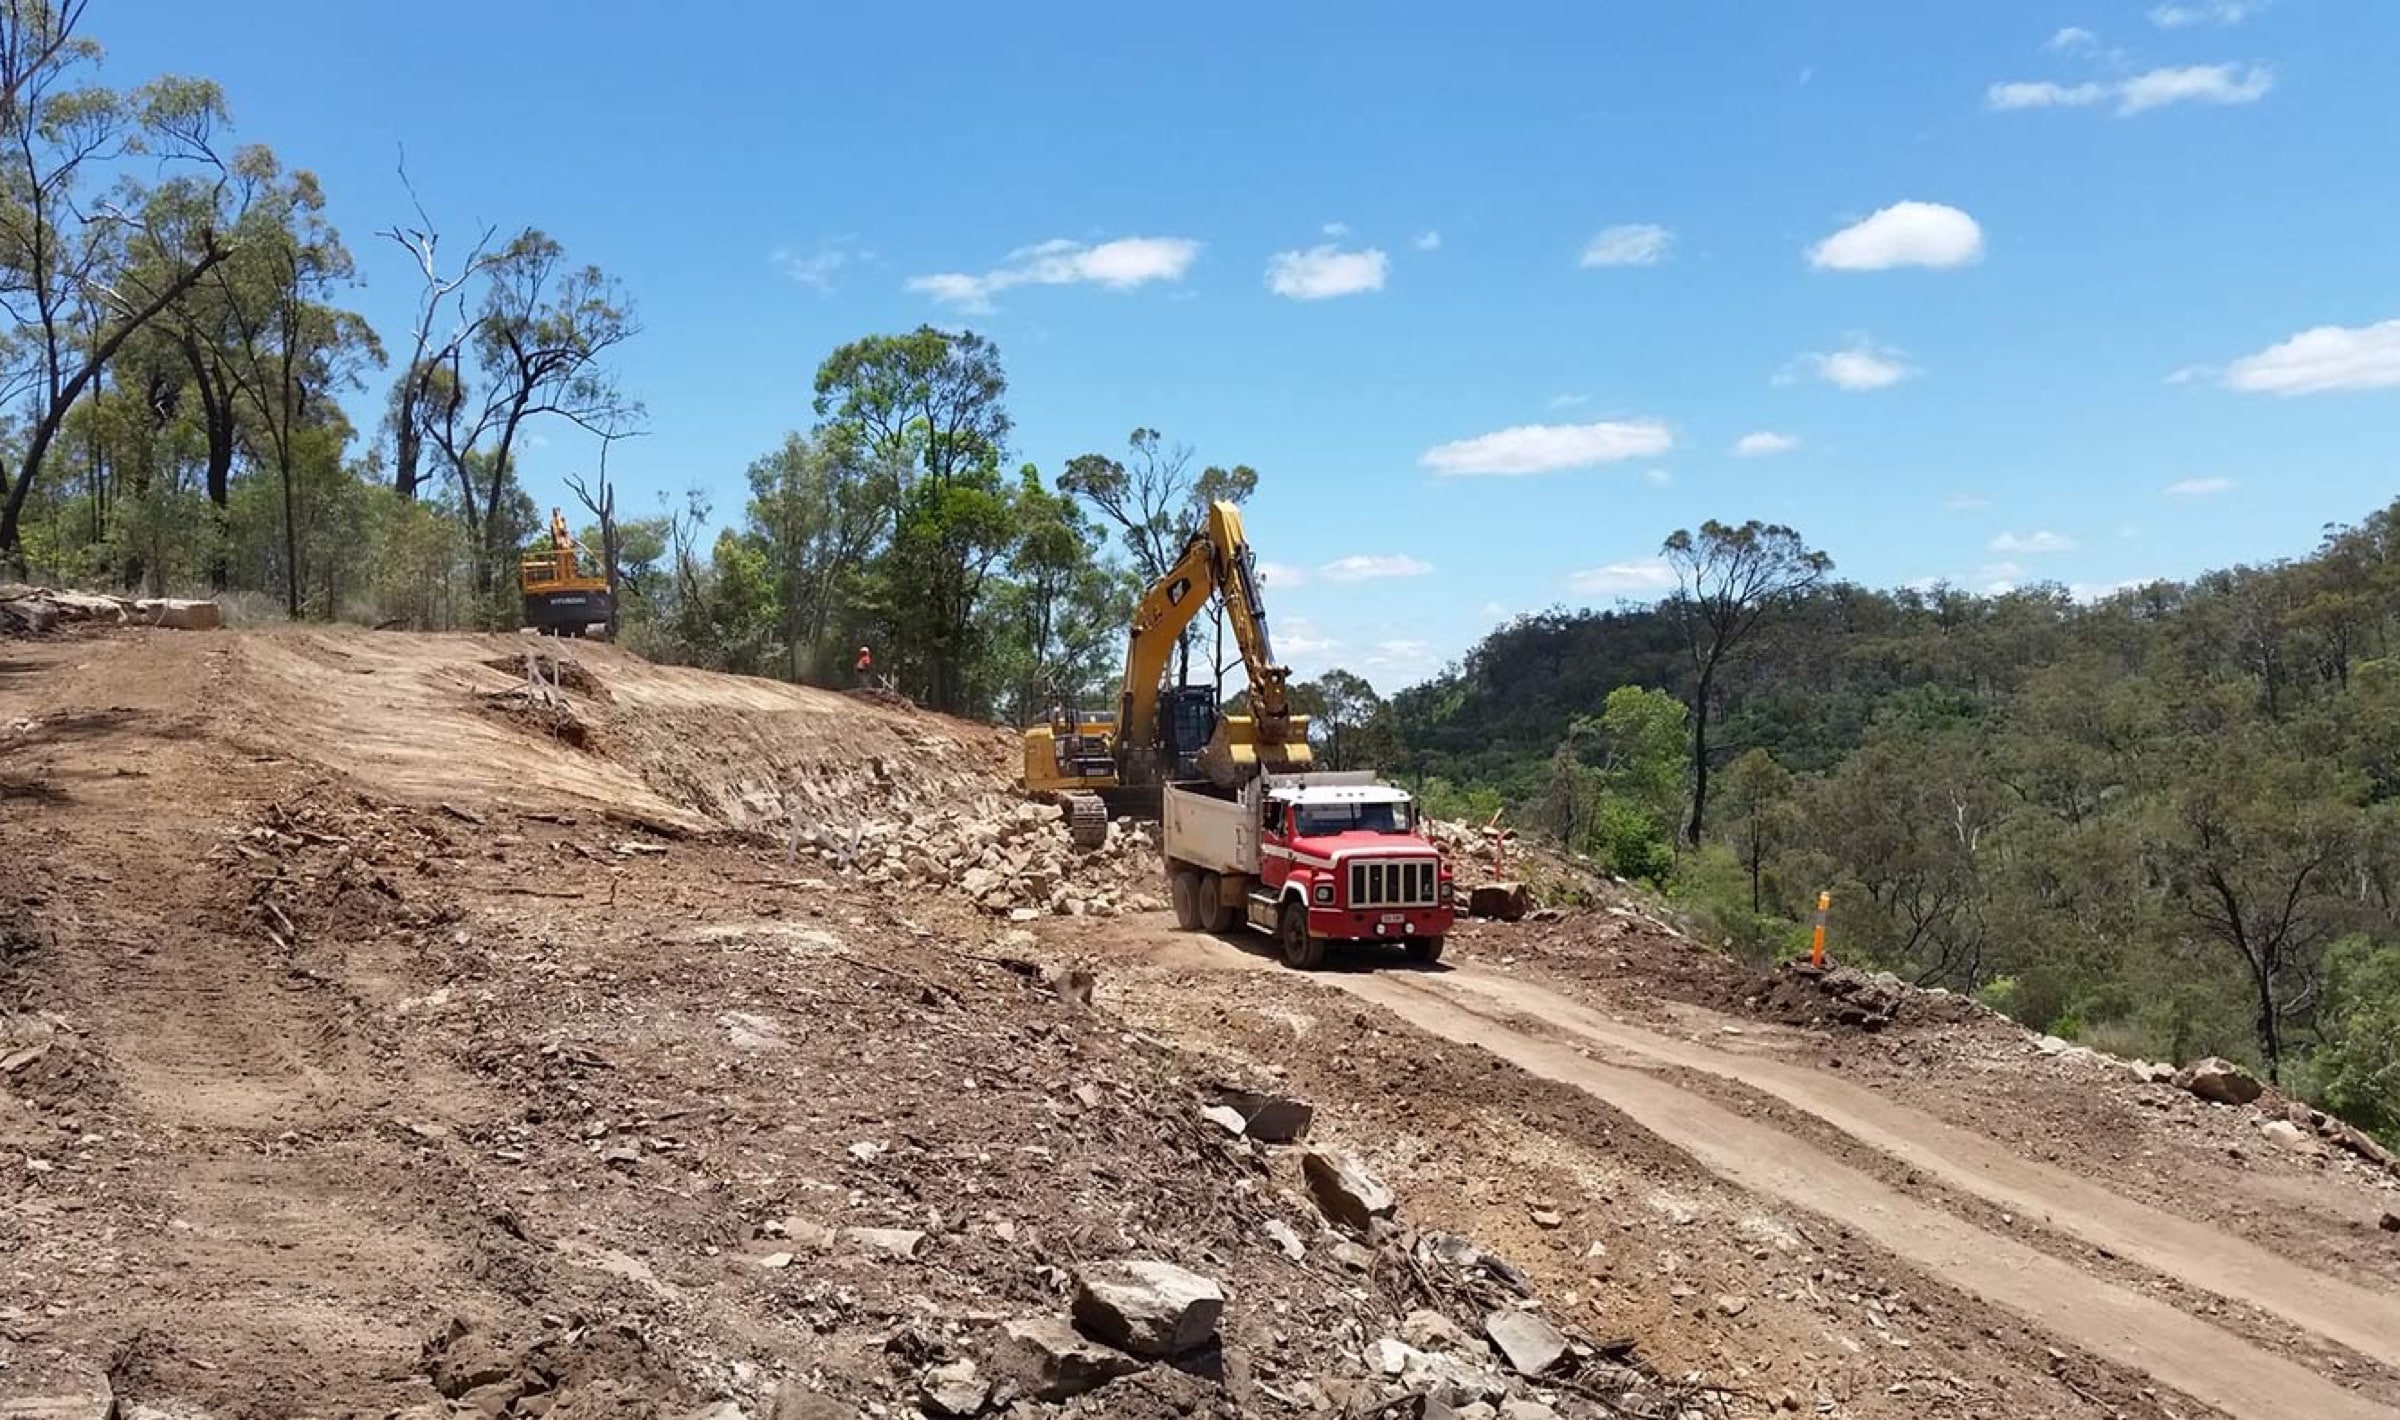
[1161, 780, 1259, 876]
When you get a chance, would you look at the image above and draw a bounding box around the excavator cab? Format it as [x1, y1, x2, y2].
[1159, 684, 1221, 779]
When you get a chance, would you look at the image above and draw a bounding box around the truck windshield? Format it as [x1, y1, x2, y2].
[1294, 802, 1410, 836]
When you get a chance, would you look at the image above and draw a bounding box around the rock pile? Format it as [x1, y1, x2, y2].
[792, 799, 1167, 921]
[0, 583, 222, 635]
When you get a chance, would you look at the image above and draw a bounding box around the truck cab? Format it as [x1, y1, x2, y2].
[1162, 771, 1455, 970]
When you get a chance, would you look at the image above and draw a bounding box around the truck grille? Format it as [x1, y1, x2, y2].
[1349, 858, 1440, 909]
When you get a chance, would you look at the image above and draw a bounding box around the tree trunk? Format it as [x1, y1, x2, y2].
[2253, 957, 2283, 1085]
[279, 453, 301, 619]
[1685, 669, 1714, 846]
[1747, 824, 1762, 914]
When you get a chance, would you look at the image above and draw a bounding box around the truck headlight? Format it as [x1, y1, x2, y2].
[1313, 882, 1334, 905]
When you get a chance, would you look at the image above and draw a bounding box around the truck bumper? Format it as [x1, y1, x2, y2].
[1308, 906, 1455, 942]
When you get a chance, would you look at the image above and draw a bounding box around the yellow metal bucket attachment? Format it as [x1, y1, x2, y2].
[1199, 713, 1314, 788]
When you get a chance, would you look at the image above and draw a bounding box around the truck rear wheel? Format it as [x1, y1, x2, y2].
[1196, 873, 1236, 933]
[1168, 868, 1203, 931]
[1279, 901, 1326, 971]
[1405, 935, 1446, 966]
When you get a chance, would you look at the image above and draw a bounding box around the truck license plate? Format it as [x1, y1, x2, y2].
[1380, 913, 1406, 924]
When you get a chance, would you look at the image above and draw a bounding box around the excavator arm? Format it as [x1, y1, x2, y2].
[1119, 500, 1311, 788]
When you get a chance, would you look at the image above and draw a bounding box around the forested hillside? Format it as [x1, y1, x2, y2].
[1385, 506, 2400, 1134]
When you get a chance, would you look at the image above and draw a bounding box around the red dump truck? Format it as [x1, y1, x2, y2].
[1162, 770, 1454, 969]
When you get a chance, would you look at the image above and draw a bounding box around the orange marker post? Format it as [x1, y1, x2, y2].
[1810, 891, 1832, 969]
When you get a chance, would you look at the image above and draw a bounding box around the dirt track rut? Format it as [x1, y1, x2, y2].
[1330, 967, 2400, 1420]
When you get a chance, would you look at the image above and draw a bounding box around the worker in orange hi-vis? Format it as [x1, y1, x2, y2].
[854, 645, 873, 684]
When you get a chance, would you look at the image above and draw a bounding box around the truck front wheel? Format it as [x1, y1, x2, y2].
[1405, 935, 1446, 966]
[1279, 901, 1327, 971]
[1168, 868, 1203, 931]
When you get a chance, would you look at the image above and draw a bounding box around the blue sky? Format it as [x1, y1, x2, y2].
[103, 0, 2400, 688]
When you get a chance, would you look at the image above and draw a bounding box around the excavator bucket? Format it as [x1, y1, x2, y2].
[1198, 712, 1314, 788]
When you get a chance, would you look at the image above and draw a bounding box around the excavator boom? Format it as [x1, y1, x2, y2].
[1118, 500, 1311, 788]
[1021, 499, 1312, 841]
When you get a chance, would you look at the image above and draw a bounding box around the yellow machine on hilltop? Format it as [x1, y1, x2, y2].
[1022, 499, 1313, 846]
[519, 508, 614, 638]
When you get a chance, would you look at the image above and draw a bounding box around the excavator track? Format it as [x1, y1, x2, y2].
[1061, 792, 1109, 850]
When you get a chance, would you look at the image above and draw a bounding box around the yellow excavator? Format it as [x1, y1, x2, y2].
[519, 508, 614, 638]
[1022, 499, 1313, 846]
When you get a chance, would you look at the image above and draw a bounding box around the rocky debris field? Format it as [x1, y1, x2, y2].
[793, 799, 1169, 924]
[2, 629, 1741, 1420]
[11, 626, 2400, 1420]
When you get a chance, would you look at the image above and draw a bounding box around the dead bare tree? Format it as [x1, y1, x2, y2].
[379, 155, 494, 501]
[563, 411, 647, 638]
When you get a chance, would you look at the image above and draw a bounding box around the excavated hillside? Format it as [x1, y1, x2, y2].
[3, 624, 2398, 1420]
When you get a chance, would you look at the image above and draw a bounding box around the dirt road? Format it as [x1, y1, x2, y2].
[1080, 907, 2400, 1420]
[1327, 965, 2400, 1420]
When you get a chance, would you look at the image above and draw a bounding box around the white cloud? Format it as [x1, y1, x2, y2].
[1420, 419, 1675, 477]
[1732, 431, 1801, 458]
[2048, 25, 2101, 53]
[1808, 202, 1984, 271]
[2071, 578, 2154, 602]
[2117, 64, 2273, 113]
[1991, 529, 2075, 554]
[1996, 63, 2275, 116]
[2222, 319, 2400, 395]
[1361, 639, 1438, 678]
[1987, 80, 2108, 110]
[1785, 336, 1917, 391]
[1276, 615, 1341, 662]
[2150, 0, 2265, 27]
[1255, 561, 1310, 589]
[1991, 64, 2273, 116]
[1979, 560, 2027, 582]
[1266, 244, 1388, 300]
[1642, 468, 1673, 487]
[1320, 554, 1432, 582]
[907, 235, 1200, 311]
[1945, 492, 1990, 510]
[2167, 477, 2236, 497]
[772, 240, 867, 293]
[1321, 221, 1351, 237]
[1479, 601, 1516, 622]
[1547, 393, 1591, 409]
[1414, 231, 1442, 251]
[1568, 559, 1679, 597]
[1580, 224, 1673, 268]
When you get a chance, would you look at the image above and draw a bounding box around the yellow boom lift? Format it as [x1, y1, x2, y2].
[1022, 500, 1313, 846]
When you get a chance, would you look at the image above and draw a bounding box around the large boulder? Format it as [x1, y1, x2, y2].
[995, 1317, 1143, 1401]
[1464, 882, 1532, 922]
[918, 1359, 987, 1418]
[1070, 1259, 1224, 1358]
[1303, 1148, 1396, 1231]
[1483, 1309, 1568, 1377]
[131, 598, 221, 631]
[2175, 1057, 2263, 1106]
